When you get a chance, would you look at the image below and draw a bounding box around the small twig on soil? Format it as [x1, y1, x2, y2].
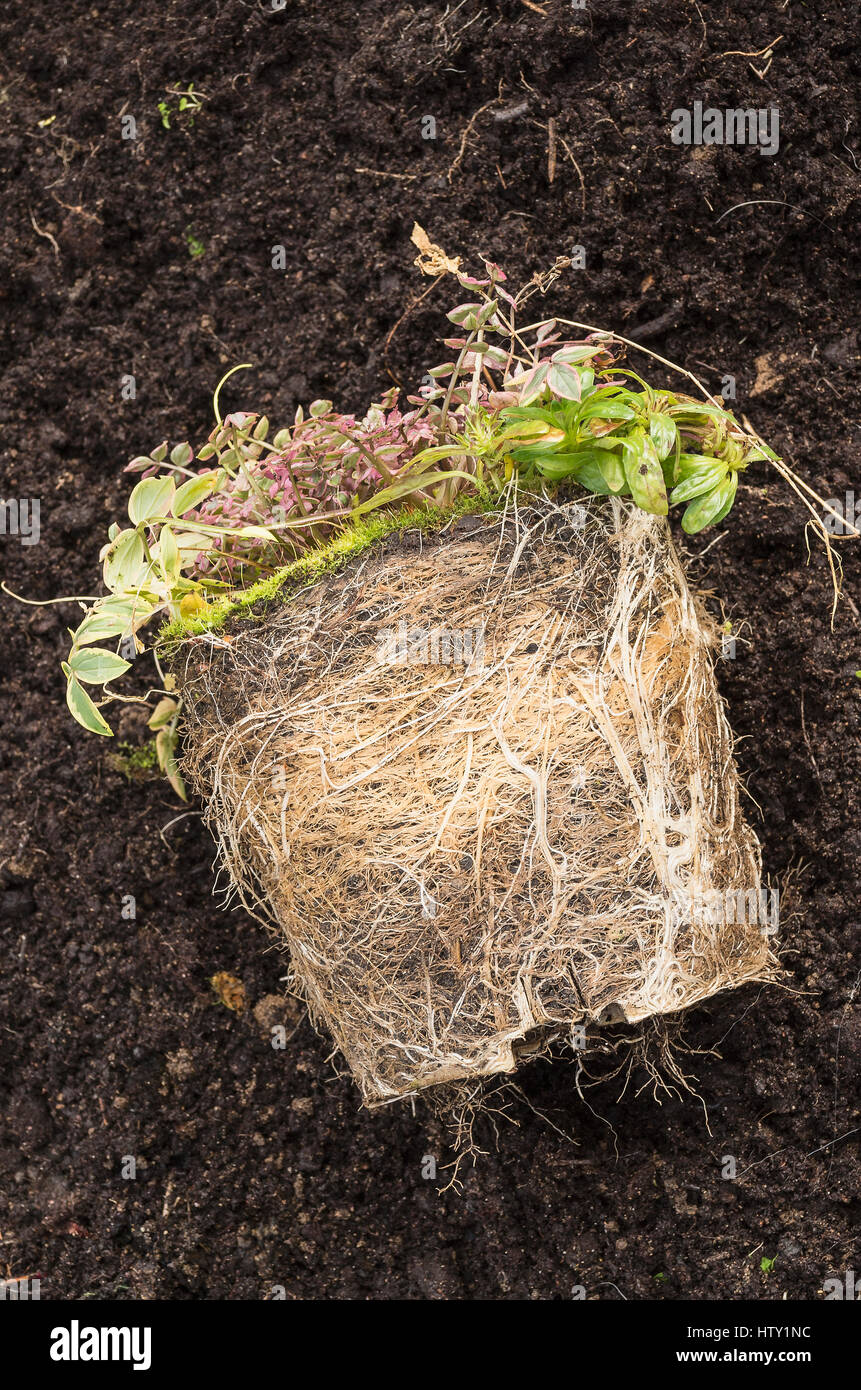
[447, 88, 503, 183]
[556, 133, 587, 213]
[842, 592, 860, 624]
[519, 0, 548, 14]
[841, 118, 860, 170]
[492, 99, 529, 123]
[714, 35, 783, 61]
[694, 529, 727, 558]
[528, 118, 586, 214]
[51, 195, 102, 223]
[547, 117, 557, 184]
[799, 688, 825, 795]
[715, 199, 829, 229]
[803, 1128, 861, 1161]
[688, 0, 708, 45]
[29, 210, 59, 257]
[749, 57, 775, 80]
[354, 167, 418, 181]
[158, 810, 201, 849]
[626, 303, 684, 342]
[508, 1082, 578, 1144]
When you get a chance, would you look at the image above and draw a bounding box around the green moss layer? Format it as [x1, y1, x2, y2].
[106, 739, 160, 780]
[158, 488, 499, 648]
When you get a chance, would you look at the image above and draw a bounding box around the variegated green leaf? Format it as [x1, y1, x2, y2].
[69, 647, 132, 684]
[128, 475, 176, 525]
[63, 666, 113, 736]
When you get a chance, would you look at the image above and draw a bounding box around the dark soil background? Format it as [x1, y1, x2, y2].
[1, 0, 859, 1301]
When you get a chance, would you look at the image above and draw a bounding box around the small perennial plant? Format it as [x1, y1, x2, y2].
[55, 260, 779, 792]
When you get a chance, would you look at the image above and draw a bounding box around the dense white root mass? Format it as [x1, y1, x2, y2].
[176, 496, 778, 1106]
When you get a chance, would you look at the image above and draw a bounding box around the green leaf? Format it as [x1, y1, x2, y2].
[579, 397, 637, 423]
[547, 363, 582, 401]
[128, 476, 176, 525]
[744, 441, 778, 463]
[480, 344, 509, 368]
[350, 470, 478, 516]
[530, 453, 590, 480]
[672, 401, 736, 425]
[173, 529, 212, 554]
[402, 445, 472, 470]
[677, 452, 726, 477]
[78, 595, 152, 636]
[681, 471, 739, 534]
[598, 451, 626, 493]
[446, 302, 483, 327]
[170, 442, 194, 468]
[706, 471, 740, 527]
[500, 406, 562, 424]
[567, 458, 618, 496]
[622, 430, 668, 515]
[103, 529, 148, 592]
[69, 647, 132, 684]
[63, 669, 113, 736]
[550, 346, 604, 365]
[158, 525, 180, 582]
[233, 524, 278, 540]
[148, 696, 179, 730]
[670, 463, 729, 504]
[519, 362, 550, 405]
[156, 726, 188, 802]
[530, 448, 627, 494]
[74, 606, 135, 644]
[649, 413, 677, 460]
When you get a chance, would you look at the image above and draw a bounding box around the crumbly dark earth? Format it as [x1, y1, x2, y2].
[0, 0, 858, 1300]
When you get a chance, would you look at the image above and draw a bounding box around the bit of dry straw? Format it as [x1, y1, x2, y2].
[174, 494, 779, 1107]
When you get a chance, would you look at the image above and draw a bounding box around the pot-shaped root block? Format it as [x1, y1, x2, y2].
[177, 497, 778, 1105]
